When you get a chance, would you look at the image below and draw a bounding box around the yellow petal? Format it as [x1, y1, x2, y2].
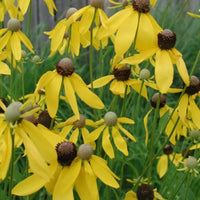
[0, 61, 10, 75]
[124, 190, 137, 200]
[110, 79, 129, 97]
[69, 128, 79, 143]
[64, 77, 79, 118]
[59, 125, 74, 138]
[53, 159, 82, 200]
[187, 12, 200, 18]
[155, 50, 173, 93]
[45, 73, 62, 118]
[87, 124, 106, 142]
[118, 117, 135, 124]
[12, 174, 46, 196]
[70, 73, 104, 109]
[0, 31, 12, 50]
[88, 75, 114, 88]
[53, 186, 74, 200]
[189, 98, 200, 129]
[102, 127, 115, 159]
[75, 161, 99, 200]
[112, 126, 128, 156]
[10, 32, 21, 60]
[70, 22, 80, 56]
[37, 71, 56, 90]
[178, 94, 188, 123]
[157, 155, 168, 178]
[90, 155, 119, 188]
[117, 123, 136, 142]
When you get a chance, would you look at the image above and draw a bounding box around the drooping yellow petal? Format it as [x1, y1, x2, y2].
[12, 174, 46, 196]
[189, 98, 200, 129]
[75, 161, 99, 200]
[118, 117, 135, 124]
[16, 31, 34, 53]
[155, 50, 173, 94]
[0, 120, 8, 138]
[70, 73, 104, 109]
[70, 22, 80, 56]
[187, 12, 200, 18]
[157, 155, 168, 178]
[53, 185, 74, 200]
[117, 123, 136, 142]
[64, 77, 79, 118]
[10, 32, 21, 60]
[124, 190, 137, 200]
[88, 75, 114, 88]
[0, 31, 12, 50]
[59, 125, 74, 138]
[87, 124, 106, 142]
[90, 155, 119, 188]
[178, 94, 188, 123]
[69, 128, 79, 143]
[110, 79, 130, 97]
[37, 71, 56, 90]
[0, 28, 7, 37]
[46, 73, 62, 118]
[102, 127, 115, 159]
[0, 61, 10, 75]
[112, 126, 128, 156]
[53, 159, 82, 200]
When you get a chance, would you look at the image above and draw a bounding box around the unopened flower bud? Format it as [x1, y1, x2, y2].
[66, 8, 77, 19]
[7, 18, 21, 31]
[90, 0, 104, 8]
[150, 93, 166, 108]
[56, 141, 77, 166]
[104, 111, 118, 126]
[140, 68, 150, 80]
[56, 58, 75, 76]
[78, 143, 93, 160]
[21, 50, 27, 59]
[32, 55, 41, 63]
[73, 115, 86, 128]
[136, 184, 154, 200]
[190, 129, 200, 140]
[5, 102, 22, 123]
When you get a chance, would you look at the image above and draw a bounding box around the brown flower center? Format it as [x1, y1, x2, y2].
[73, 114, 86, 128]
[56, 141, 77, 166]
[185, 75, 200, 95]
[158, 29, 176, 50]
[163, 144, 173, 155]
[90, 0, 104, 8]
[7, 18, 21, 31]
[56, 58, 75, 76]
[113, 65, 131, 81]
[132, 0, 150, 13]
[38, 110, 53, 129]
[150, 93, 166, 108]
[136, 184, 154, 200]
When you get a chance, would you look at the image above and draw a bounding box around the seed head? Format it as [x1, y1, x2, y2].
[150, 93, 166, 108]
[158, 29, 176, 50]
[132, 0, 150, 13]
[90, 0, 104, 8]
[140, 68, 151, 80]
[66, 8, 77, 19]
[56, 58, 75, 76]
[56, 141, 77, 166]
[38, 110, 53, 129]
[32, 55, 41, 63]
[190, 129, 200, 141]
[185, 75, 200, 95]
[163, 144, 173, 155]
[5, 102, 22, 123]
[113, 65, 131, 81]
[78, 143, 93, 160]
[7, 18, 21, 31]
[136, 184, 154, 200]
[21, 50, 27, 59]
[185, 156, 197, 169]
[104, 111, 118, 126]
[73, 114, 86, 128]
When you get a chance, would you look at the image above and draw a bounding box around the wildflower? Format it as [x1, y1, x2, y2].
[124, 184, 165, 200]
[0, 101, 55, 181]
[121, 29, 190, 93]
[12, 143, 119, 200]
[36, 58, 104, 118]
[88, 111, 136, 158]
[89, 65, 148, 98]
[57, 114, 96, 146]
[157, 144, 182, 178]
[17, 0, 57, 16]
[98, 0, 161, 62]
[0, 18, 34, 61]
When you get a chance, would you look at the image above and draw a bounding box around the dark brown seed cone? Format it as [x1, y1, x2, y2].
[184, 75, 200, 95]
[24, 115, 38, 126]
[132, 0, 150, 13]
[56, 58, 75, 76]
[136, 184, 154, 200]
[157, 29, 176, 50]
[73, 114, 86, 128]
[56, 141, 77, 166]
[113, 65, 131, 81]
[150, 93, 166, 108]
[38, 110, 53, 129]
[90, 0, 104, 8]
[182, 148, 194, 158]
[0, 98, 8, 113]
[163, 144, 173, 155]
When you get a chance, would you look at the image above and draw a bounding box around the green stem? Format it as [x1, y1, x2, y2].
[21, 61, 25, 102]
[8, 128, 15, 200]
[28, 0, 33, 38]
[120, 85, 128, 117]
[161, 0, 171, 27]
[10, 53, 14, 100]
[169, 0, 189, 29]
[65, 25, 72, 57]
[89, 8, 97, 91]
[184, 170, 192, 200]
[109, 95, 118, 112]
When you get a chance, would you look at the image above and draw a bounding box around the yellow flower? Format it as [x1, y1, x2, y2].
[121, 29, 190, 93]
[36, 58, 104, 118]
[0, 101, 54, 181]
[12, 143, 119, 200]
[88, 111, 136, 158]
[17, 0, 57, 16]
[0, 18, 34, 61]
[56, 114, 96, 147]
[98, 0, 161, 60]
[157, 144, 182, 178]
[89, 65, 149, 99]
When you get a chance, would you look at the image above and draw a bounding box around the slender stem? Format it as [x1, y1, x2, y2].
[28, 0, 33, 38]
[21, 61, 25, 102]
[65, 25, 72, 57]
[184, 170, 192, 200]
[161, 0, 171, 27]
[10, 53, 14, 100]
[169, 0, 189, 29]
[109, 95, 118, 112]
[120, 85, 128, 117]
[8, 128, 15, 200]
[89, 8, 97, 91]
